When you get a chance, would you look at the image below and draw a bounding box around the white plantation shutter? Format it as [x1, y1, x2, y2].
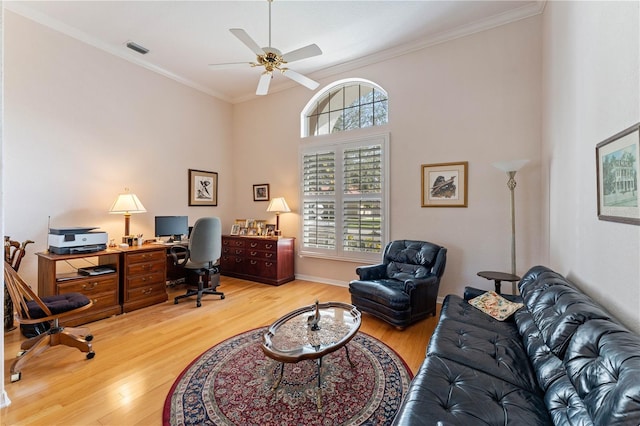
[300, 135, 388, 261]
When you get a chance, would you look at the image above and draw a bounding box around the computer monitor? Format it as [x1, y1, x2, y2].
[155, 216, 189, 241]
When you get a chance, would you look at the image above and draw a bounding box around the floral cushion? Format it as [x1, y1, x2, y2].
[469, 291, 524, 321]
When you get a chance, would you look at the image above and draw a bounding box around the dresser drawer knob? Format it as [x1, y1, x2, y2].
[250, 260, 257, 265]
[265, 253, 273, 258]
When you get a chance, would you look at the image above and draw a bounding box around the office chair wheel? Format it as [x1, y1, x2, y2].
[174, 299, 179, 304]
[10, 372, 21, 382]
[85, 334, 93, 342]
[196, 301, 202, 308]
[221, 295, 225, 299]
[86, 351, 95, 360]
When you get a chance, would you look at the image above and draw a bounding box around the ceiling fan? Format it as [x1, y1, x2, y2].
[209, 0, 322, 96]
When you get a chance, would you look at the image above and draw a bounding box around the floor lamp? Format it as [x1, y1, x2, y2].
[492, 160, 528, 293]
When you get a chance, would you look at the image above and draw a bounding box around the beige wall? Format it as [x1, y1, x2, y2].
[541, 1, 640, 331]
[3, 11, 234, 286]
[234, 16, 544, 295]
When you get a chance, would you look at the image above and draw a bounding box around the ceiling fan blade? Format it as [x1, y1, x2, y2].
[229, 28, 264, 56]
[282, 69, 320, 90]
[282, 44, 322, 63]
[256, 72, 272, 96]
[208, 62, 253, 70]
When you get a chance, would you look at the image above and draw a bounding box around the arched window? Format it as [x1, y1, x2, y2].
[300, 79, 389, 262]
[302, 79, 388, 137]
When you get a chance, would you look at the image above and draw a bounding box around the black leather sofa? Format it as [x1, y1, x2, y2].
[392, 265, 640, 425]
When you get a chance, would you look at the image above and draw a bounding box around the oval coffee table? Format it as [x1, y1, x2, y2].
[262, 301, 361, 412]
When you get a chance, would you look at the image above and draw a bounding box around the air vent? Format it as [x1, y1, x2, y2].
[126, 41, 149, 55]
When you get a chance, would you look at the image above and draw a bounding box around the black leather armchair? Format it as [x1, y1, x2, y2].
[349, 240, 447, 329]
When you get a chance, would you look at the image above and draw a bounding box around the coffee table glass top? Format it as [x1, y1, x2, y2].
[262, 301, 361, 363]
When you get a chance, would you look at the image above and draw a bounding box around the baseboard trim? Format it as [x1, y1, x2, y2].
[294, 274, 349, 288]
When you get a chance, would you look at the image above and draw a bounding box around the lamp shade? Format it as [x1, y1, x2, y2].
[266, 197, 291, 213]
[492, 159, 529, 173]
[109, 191, 147, 214]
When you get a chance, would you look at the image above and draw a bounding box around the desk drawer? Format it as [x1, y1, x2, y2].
[127, 272, 165, 289]
[126, 281, 166, 302]
[58, 275, 118, 296]
[127, 259, 165, 276]
[126, 250, 165, 264]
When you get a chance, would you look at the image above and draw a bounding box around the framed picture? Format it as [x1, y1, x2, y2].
[189, 169, 218, 206]
[596, 123, 640, 225]
[253, 184, 270, 202]
[230, 224, 241, 235]
[421, 161, 468, 207]
[265, 224, 276, 237]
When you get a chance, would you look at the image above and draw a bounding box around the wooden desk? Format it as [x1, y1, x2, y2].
[37, 250, 122, 326]
[36, 245, 168, 325]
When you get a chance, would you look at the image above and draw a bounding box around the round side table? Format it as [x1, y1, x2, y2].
[477, 271, 521, 294]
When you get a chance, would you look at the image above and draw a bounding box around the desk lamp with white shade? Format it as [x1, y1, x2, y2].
[266, 197, 291, 237]
[109, 188, 146, 242]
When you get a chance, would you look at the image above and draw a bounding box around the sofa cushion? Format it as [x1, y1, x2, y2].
[544, 375, 593, 425]
[427, 317, 540, 393]
[391, 355, 552, 426]
[564, 320, 640, 426]
[521, 275, 611, 358]
[468, 290, 524, 321]
[514, 308, 566, 391]
[440, 294, 522, 339]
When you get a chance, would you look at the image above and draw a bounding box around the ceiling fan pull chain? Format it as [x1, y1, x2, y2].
[268, 0, 272, 48]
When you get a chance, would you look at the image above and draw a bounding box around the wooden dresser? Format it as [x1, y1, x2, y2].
[119, 245, 168, 313]
[36, 250, 122, 326]
[220, 235, 294, 285]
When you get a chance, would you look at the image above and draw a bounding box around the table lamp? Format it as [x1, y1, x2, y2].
[492, 159, 529, 291]
[266, 197, 291, 236]
[109, 188, 147, 239]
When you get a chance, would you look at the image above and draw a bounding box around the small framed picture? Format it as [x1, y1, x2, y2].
[265, 224, 276, 237]
[421, 162, 468, 207]
[596, 123, 640, 225]
[230, 224, 241, 235]
[189, 169, 218, 206]
[253, 184, 270, 202]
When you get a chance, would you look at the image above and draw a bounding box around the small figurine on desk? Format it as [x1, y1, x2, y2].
[307, 300, 321, 331]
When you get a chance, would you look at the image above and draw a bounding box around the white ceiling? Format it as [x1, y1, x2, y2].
[5, 1, 545, 103]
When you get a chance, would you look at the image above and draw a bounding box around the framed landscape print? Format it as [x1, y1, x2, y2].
[421, 162, 468, 207]
[596, 123, 640, 225]
[189, 169, 218, 206]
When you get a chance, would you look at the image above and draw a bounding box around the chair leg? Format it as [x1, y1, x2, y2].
[11, 334, 53, 382]
[56, 330, 93, 353]
[174, 269, 224, 307]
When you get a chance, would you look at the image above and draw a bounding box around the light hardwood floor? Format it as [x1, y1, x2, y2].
[3, 277, 439, 425]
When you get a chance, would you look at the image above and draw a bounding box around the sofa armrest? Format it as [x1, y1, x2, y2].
[355, 263, 387, 280]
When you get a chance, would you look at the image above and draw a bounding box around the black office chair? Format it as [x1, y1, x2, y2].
[170, 217, 225, 307]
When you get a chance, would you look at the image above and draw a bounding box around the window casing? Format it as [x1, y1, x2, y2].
[300, 134, 389, 262]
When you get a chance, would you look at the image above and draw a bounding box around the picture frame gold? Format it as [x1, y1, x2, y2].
[421, 162, 468, 207]
[189, 169, 218, 206]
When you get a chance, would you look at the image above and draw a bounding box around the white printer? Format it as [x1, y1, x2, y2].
[48, 227, 108, 254]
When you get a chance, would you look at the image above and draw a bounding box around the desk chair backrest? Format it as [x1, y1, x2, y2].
[188, 217, 222, 267]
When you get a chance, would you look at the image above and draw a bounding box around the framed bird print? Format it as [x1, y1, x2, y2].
[189, 169, 218, 206]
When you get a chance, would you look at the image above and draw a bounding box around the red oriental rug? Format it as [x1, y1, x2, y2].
[163, 327, 413, 425]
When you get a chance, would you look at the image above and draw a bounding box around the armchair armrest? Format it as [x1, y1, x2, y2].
[355, 263, 387, 280]
[403, 275, 438, 293]
[169, 245, 189, 267]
